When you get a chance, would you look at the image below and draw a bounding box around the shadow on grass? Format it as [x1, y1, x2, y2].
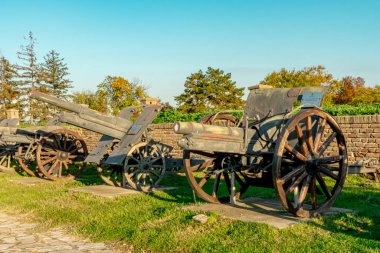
[152, 173, 380, 242]
[308, 179, 380, 242]
[58, 163, 380, 243]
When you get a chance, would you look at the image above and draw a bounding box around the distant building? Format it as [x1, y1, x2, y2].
[6, 109, 19, 119]
[141, 97, 160, 105]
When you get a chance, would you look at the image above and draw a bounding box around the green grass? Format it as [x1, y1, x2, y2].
[0, 168, 379, 252]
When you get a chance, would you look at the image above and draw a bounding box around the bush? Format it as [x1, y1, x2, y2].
[153, 104, 380, 123]
[153, 110, 243, 124]
[323, 103, 380, 116]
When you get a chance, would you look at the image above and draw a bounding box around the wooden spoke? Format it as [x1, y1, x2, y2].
[318, 132, 337, 156]
[305, 116, 314, 153]
[310, 176, 317, 209]
[298, 175, 311, 204]
[319, 166, 339, 180]
[286, 171, 308, 195]
[316, 173, 332, 198]
[69, 146, 83, 154]
[285, 144, 306, 161]
[279, 165, 305, 184]
[198, 173, 212, 188]
[295, 124, 308, 156]
[318, 155, 343, 164]
[42, 156, 57, 166]
[189, 158, 214, 172]
[314, 118, 326, 152]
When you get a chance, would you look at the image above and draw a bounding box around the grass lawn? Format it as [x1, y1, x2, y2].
[0, 167, 379, 253]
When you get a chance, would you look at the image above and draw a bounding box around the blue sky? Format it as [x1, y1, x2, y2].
[1, 0, 379, 104]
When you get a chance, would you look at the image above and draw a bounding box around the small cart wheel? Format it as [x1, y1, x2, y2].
[184, 150, 249, 203]
[16, 142, 42, 177]
[97, 165, 123, 187]
[273, 108, 348, 218]
[198, 113, 239, 127]
[123, 142, 166, 192]
[0, 144, 16, 173]
[36, 129, 88, 180]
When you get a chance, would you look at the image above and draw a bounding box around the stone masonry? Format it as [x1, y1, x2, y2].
[73, 115, 380, 164]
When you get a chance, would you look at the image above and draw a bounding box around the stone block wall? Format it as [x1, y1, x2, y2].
[72, 115, 380, 163]
[328, 115, 380, 163]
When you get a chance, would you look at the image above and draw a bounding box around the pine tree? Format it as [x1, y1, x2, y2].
[0, 57, 20, 118]
[40, 50, 72, 99]
[16, 31, 40, 123]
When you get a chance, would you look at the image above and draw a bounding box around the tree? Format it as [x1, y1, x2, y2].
[331, 76, 379, 104]
[40, 50, 72, 99]
[259, 66, 337, 88]
[175, 67, 244, 113]
[0, 57, 20, 118]
[97, 76, 147, 115]
[161, 102, 174, 112]
[71, 90, 107, 113]
[16, 31, 41, 123]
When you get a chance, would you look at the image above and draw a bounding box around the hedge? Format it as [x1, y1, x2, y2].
[153, 103, 380, 123]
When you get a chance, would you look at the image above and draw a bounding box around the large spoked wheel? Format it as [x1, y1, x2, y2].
[124, 142, 166, 192]
[184, 150, 250, 203]
[198, 113, 239, 127]
[36, 129, 88, 180]
[97, 165, 123, 187]
[273, 108, 348, 218]
[16, 142, 42, 177]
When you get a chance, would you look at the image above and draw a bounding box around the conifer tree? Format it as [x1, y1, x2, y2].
[0, 57, 20, 118]
[16, 31, 40, 123]
[40, 50, 72, 99]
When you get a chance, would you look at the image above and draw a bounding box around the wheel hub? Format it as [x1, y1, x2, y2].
[305, 158, 320, 175]
[57, 151, 69, 161]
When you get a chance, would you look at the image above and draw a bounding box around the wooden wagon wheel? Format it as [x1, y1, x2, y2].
[198, 113, 239, 127]
[16, 142, 42, 177]
[184, 150, 250, 203]
[0, 144, 16, 172]
[96, 141, 124, 187]
[97, 165, 123, 187]
[273, 108, 348, 218]
[124, 142, 166, 192]
[36, 129, 88, 180]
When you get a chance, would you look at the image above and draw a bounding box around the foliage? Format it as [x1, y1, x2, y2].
[40, 50, 72, 99]
[153, 103, 379, 124]
[160, 102, 174, 112]
[71, 90, 108, 113]
[175, 67, 245, 113]
[153, 110, 243, 123]
[323, 103, 380, 116]
[258, 66, 380, 106]
[0, 56, 20, 118]
[97, 76, 147, 115]
[259, 65, 337, 88]
[332, 77, 380, 105]
[16, 31, 40, 122]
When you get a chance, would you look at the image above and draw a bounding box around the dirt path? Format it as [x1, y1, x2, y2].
[0, 212, 114, 253]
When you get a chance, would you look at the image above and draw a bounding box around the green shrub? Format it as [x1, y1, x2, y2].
[323, 103, 380, 116]
[153, 104, 380, 123]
